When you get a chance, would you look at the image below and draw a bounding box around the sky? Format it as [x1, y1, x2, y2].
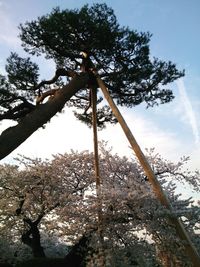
[0, 0, 200, 178]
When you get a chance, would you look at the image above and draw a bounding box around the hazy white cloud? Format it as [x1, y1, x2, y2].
[0, 109, 93, 162]
[189, 146, 200, 171]
[1, 105, 198, 172]
[0, 107, 181, 161]
[111, 109, 183, 160]
[176, 79, 200, 145]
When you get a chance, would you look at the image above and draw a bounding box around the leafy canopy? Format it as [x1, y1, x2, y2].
[0, 3, 184, 127]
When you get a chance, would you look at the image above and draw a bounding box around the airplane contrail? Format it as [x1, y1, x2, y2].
[176, 79, 200, 144]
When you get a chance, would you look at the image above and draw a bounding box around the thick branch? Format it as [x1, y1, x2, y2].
[0, 68, 76, 121]
[0, 101, 35, 120]
[34, 68, 76, 91]
[36, 88, 59, 104]
[0, 73, 89, 160]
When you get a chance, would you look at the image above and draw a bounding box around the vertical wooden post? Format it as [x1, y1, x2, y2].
[91, 87, 106, 266]
[95, 74, 200, 267]
[91, 87, 101, 193]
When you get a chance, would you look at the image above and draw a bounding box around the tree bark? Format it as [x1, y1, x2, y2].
[0, 73, 89, 160]
[22, 219, 46, 258]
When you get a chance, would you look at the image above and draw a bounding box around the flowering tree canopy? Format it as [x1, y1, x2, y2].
[0, 144, 199, 266]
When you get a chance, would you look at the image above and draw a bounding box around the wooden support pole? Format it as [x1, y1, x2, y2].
[91, 87, 106, 266]
[95, 74, 200, 267]
[91, 87, 101, 192]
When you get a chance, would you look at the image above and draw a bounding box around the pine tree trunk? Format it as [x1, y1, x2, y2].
[0, 73, 89, 160]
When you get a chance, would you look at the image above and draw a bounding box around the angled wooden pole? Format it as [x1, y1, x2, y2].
[95, 74, 200, 267]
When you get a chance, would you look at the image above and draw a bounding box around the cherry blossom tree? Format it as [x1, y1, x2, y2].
[0, 144, 199, 266]
[0, 151, 94, 262]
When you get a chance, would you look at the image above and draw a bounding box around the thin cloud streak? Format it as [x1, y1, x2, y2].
[176, 79, 200, 145]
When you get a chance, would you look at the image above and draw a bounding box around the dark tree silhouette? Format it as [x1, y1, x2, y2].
[0, 3, 184, 159]
[21, 217, 46, 258]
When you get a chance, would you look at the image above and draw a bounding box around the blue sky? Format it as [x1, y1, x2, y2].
[0, 0, 200, 175]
